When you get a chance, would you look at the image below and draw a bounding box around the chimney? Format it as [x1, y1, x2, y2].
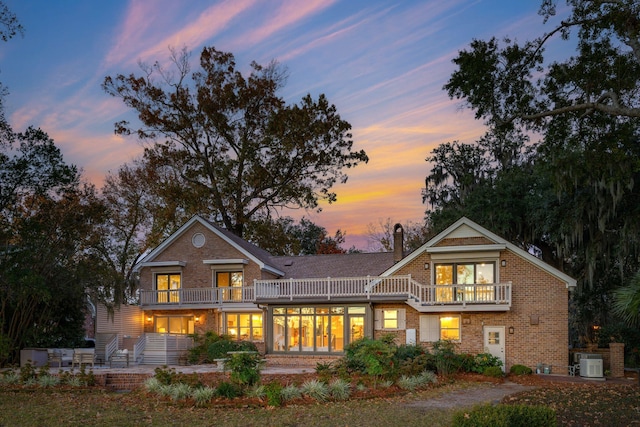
[393, 223, 404, 262]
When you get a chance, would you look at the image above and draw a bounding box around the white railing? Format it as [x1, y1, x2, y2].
[138, 278, 511, 307]
[254, 275, 413, 300]
[133, 334, 145, 364]
[139, 286, 255, 306]
[104, 334, 118, 362]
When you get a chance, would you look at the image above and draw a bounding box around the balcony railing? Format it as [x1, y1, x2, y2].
[139, 276, 511, 309]
[139, 286, 255, 306]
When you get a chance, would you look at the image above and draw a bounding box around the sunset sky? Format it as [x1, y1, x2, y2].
[1, 1, 571, 249]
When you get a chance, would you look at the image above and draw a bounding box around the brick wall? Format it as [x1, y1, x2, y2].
[376, 248, 570, 372]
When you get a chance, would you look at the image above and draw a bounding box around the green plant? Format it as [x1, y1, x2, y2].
[246, 384, 266, 399]
[65, 376, 84, 387]
[19, 362, 37, 383]
[417, 370, 438, 386]
[191, 387, 215, 407]
[216, 381, 241, 399]
[510, 364, 533, 375]
[397, 374, 420, 391]
[398, 353, 436, 376]
[37, 375, 60, 388]
[483, 366, 504, 378]
[153, 366, 178, 385]
[343, 336, 397, 380]
[280, 384, 302, 401]
[472, 353, 503, 373]
[264, 382, 283, 407]
[432, 340, 461, 376]
[452, 404, 557, 427]
[328, 378, 351, 400]
[226, 352, 262, 387]
[144, 377, 163, 394]
[300, 379, 329, 402]
[169, 383, 193, 401]
[0, 370, 19, 385]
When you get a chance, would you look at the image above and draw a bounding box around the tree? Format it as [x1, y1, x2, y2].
[366, 218, 429, 253]
[439, 0, 640, 345]
[103, 46, 368, 238]
[613, 271, 640, 327]
[0, 127, 104, 366]
[244, 216, 347, 255]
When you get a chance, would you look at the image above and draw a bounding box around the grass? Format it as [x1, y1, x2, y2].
[0, 380, 638, 426]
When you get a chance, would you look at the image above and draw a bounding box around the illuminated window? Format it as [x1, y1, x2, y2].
[434, 262, 495, 302]
[225, 312, 263, 341]
[155, 273, 181, 303]
[155, 316, 193, 334]
[420, 315, 461, 342]
[216, 271, 243, 301]
[374, 308, 406, 330]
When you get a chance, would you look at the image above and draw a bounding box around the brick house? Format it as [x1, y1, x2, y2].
[97, 215, 575, 371]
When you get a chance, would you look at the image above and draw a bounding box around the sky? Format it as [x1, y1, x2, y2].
[0, 1, 571, 250]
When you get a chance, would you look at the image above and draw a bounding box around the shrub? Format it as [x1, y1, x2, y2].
[300, 379, 329, 402]
[343, 336, 397, 379]
[153, 366, 178, 385]
[216, 381, 242, 399]
[65, 376, 84, 387]
[397, 375, 421, 391]
[264, 382, 283, 407]
[398, 353, 437, 376]
[452, 404, 557, 427]
[1, 370, 19, 385]
[280, 384, 302, 401]
[191, 387, 215, 407]
[169, 383, 193, 401]
[510, 364, 533, 375]
[144, 377, 163, 394]
[483, 366, 504, 378]
[226, 352, 262, 387]
[472, 353, 503, 374]
[37, 375, 60, 388]
[417, 370, 438, 386]
[246, 384, 266, 399]
[432, 340, 461, 376]
[328, 378, 351, 400]
[395, 344, 425, 362]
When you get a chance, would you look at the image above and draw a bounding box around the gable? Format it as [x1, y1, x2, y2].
[384, 217, 576, 288]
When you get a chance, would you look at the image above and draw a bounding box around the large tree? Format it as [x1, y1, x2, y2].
[103, 47, 368, 238]
[0, 127, 104, 365]
[435, 0, 640, 347]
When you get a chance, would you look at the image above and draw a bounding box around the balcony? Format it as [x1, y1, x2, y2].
[139, 276, 511, 312]
[139, 287, 255, 309]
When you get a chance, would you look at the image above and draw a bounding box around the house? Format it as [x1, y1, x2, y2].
[96, 215, 576, 371]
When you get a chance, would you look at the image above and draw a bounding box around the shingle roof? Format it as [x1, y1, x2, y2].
[269, 252, 396, 279]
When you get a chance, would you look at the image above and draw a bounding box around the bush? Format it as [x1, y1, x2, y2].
[187, 331, 259, 363]
[328, 378, 351, 400]
[216, 381, 241, 399]
[280, 384, 302, 401]
[471, 353, 503, 374]
[510, 364, 533, 375]
[300, 379, 329, 402]
[226, 352, 262, 387]
[262, 382, 282, 406]
[343, 336, 397, 378]
[452, 404, 557, 427]
[191, 387, 215, 407]
[483, 366, 504, 378]
[432, 340, 461, 376]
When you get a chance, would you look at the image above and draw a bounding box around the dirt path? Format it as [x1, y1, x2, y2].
[405, 381, 537, 409]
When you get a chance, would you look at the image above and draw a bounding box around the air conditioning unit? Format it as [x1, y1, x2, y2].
[579, 354, 603, 378]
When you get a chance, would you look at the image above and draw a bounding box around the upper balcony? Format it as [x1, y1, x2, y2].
[139, 275, 511, 312]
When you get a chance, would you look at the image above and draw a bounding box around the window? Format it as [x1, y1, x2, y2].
[420, 315, 461, 342]
[374, 308, 406, 330]
[226, 313, 263, 341]
[434, 262, 495, 302]
[216, 271, 243, 301]
[155, 316, 194, 334]
[155, 273, 181, 303]
[271, 305, 364, 353]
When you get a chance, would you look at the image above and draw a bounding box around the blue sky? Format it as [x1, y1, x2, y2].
[0, 1, 570, 249]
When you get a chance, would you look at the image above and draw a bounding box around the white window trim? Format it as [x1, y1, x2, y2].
[419, 314, 462, 342]
[374, 308, 406, 330]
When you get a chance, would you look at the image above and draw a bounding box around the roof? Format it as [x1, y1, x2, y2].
[384, 217, 577, 288]
[270, 252, 396, 279]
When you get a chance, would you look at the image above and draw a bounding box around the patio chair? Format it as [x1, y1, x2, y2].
[72, 348, 95, 369]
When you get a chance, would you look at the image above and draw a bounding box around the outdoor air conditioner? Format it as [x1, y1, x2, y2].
[579, 354, 603, 378]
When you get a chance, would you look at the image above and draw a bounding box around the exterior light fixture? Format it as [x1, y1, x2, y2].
[424, 263, 430, 270]
[195, 316, 200, 324]
[508, 326, 514, 334]
[501, 260, 507, 267]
